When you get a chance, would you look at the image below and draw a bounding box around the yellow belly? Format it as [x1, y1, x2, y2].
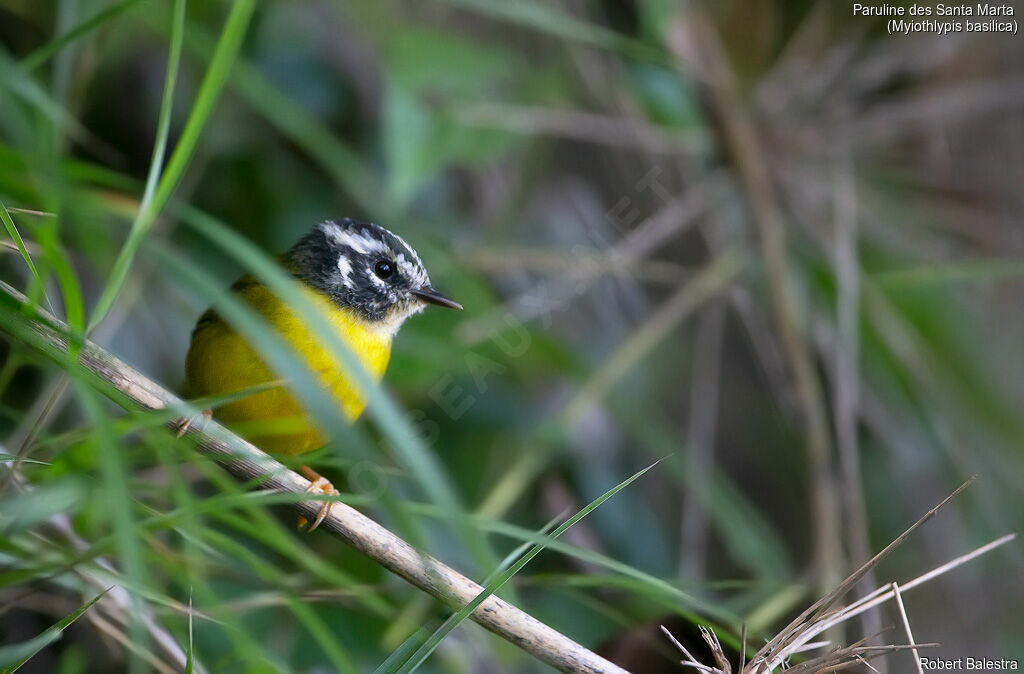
[185, 279, 391, 455]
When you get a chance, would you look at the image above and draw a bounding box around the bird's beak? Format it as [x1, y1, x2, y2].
[412, 287, 463, 310]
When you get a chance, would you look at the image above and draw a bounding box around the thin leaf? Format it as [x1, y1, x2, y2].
[392, 459, 664, 673]
[375, 512, 564, 674]
[0, 588, 109, 672]
[185, 590, 195, 674]
[284, 595, 357, 673]
[443, 0, 661, 62]
[136, 0, 187, 232]
[0, 200, 48, 310]
[19, 0, 146, 72]
[75, 383, 150, 665]
[0, 453, 48, 465]
[38, 231, 84, 335]
[0, 480, 84, 533]
[0, 50, 94, 144]
[876, 258, 1024, 287]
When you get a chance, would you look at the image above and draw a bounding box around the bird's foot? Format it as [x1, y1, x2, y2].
[173, 409, 212, 437]
[299, 465, 338, 532]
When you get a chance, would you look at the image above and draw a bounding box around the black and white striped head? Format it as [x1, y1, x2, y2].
[285, 219, 461, 332]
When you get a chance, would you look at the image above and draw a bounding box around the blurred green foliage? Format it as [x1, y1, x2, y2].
[1, 1, 1022, 672]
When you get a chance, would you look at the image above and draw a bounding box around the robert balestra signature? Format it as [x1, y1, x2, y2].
[921, 657, 1019, 671]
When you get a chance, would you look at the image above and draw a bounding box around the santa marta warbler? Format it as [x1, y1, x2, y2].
[183, 219, 461, 529]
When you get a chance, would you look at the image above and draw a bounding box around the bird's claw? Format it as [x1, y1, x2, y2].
[301, 476, 339, 532]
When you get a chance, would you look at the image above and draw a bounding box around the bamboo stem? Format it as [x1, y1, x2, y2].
[0, 282, 629, 674]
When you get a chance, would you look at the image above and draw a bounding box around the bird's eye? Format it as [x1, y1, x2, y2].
[373, 260, 394, 280]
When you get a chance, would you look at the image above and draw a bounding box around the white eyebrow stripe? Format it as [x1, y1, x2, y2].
[320, 219, 433, 289]
[344, 231, 387, 255]
[318, 222, 387, 255]
[319, 221, 346, 244]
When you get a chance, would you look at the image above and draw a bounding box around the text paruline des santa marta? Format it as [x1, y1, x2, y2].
[853, 3, 1014, 16]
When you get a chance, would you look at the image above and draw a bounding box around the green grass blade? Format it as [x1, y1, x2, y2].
[0, 479, 84, 534]
[403, 502, 718, 618]
[0, 50, 93, 144]
[0, 588, 109, 673]
[184, 589, 195, 674]
[284, 595, 357, 673]
[875, 258, 1024, 287]
[0, 453, 48, 465]
[37, 229, 84, 335]
[373, 625, 434, 674]
[225, 58, 385, 217]
[376, 513, 562, 674]
[19, 0, 146, 72]
[485, 511, 564, 581]
[75, 383, 149, 667]
[704, 471, 791, 580]
[88, 0, 254, 332]
[136, 0, 187, 230]
[391, 459, 664, 673]
[0, 201, 42, 288]
[443, 0, 660, 62]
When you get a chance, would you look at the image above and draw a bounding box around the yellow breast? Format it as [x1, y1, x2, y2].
[185, 278, 392, 455]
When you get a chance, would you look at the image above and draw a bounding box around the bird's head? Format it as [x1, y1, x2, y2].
[285, 219, 461, 335]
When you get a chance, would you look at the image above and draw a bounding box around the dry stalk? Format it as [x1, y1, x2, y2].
[666, 7, 843, 601]
[659, 480, 1015, 674]
[456, 171, 729, 346]
[452, 101, 704, 155]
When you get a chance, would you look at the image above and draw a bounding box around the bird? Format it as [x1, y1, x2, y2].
[182, 218, 462, 530]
